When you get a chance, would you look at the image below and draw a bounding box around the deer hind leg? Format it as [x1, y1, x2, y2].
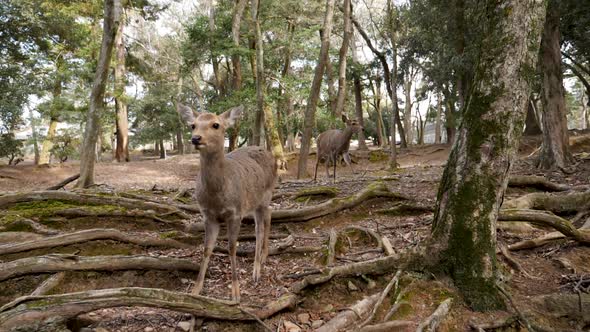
[192, 218, 220, 296]
[253, 206, 267, 282]
[314, 155, 321, 181]
[260, 206, 272, 265]
[343, 152, 355, 174]
[325, 155, 332, 179]
[226, 215, 242, 302]
[333, 153, 337, 183]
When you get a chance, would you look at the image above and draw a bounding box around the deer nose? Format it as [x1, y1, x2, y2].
[191, 135, 202, 145]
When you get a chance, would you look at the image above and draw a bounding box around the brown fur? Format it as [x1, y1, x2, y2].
[177, 104, 277, 302]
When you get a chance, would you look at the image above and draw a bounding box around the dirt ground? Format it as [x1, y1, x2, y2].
[1, 135, 589, 332]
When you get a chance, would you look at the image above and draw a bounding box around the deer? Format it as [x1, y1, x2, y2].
[177, 103, 277, 302]
[314, 114, 363, 182]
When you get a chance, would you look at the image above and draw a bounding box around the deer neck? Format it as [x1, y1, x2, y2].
[199, 149, 226, 192]
[340, 127, 354, 149]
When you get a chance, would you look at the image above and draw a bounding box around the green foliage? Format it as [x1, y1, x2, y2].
[50, 129, 80, 162]
[0, 133, 24, 165]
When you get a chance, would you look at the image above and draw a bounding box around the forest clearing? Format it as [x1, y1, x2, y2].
[1, 0, 590, 331]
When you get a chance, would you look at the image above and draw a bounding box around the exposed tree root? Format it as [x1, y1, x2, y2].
[0, 228, 191, 255]
[531, 293, 590, 325]
[469, 316, 519, 332]
[502, 191, 590, 213]
[316, 293, 380, 332]
[293, 186, 339, 200]
[507, 175, 570, 192]
[342, 226, 384, 251]
[46, 174, 80, 190]
[0, 254, 198, 281]
[0, 232, 44, 244]
[0, 191, 190, 219]
[0, 218, 60, 235]
[30, 272, 66, 296]
[375, 203, 435, 216]
[416, 298, 453, 332]
[0, 287, 253, 331]
[272, 182, 407, 223]
[498, 209, 590, 246]
[497, 245, 538, 279]
[50, 207, 182, 225]
[214, 244, 322, 257]
[326, 229, 338, 266]
[358, 321, 413, 332]
[358, 270, 402, 329]
[381, 236, 395, 256]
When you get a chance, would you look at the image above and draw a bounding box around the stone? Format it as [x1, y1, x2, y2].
[144, 327, 154, 332]
[347, 280, 358, 291]
[283, 320, 301, 332]
[311, 320, 324, 329]
[296, 313, 310, 325]
[178, 321, 192, 332]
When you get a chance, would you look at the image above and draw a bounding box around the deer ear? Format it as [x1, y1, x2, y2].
[220, 105, 244, 128]
[341, 114, 349, 124]
[177, 103, 197, 126]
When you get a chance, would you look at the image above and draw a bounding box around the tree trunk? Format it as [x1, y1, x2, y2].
[29, 108, 40, 165]
[537, 0, 573, 170]
[435, 91, 442, 144]
[282, 22, 296, 152]
[114, 11, 129, 163]
[429, 0, 546, 311]
[443, 87, 457, 144]
[403, 78, 412, 146]
[323, 34, 337, 118]
[158, 139, 166, 159]
[154, 140, 159, 156]
[387, 0, 398, 168]
[76, 0, 121, 188]
[228, 0, 247, 152]
[334, 0, 352, 120]
[208, 0, 222, 96]
[370, 78, 386, 147]
[353, 73, 368, 150]
[523, 98, 542, 135]
[297, 0, 336, 179]
[39, 118, 58, 165]
[251, 0, 286, 168]
[176, 128, 184, 155]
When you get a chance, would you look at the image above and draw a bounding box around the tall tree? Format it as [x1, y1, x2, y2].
[227, 0, 248, 151]
[427, 0, 546, 310]
[537, 0, 573, 170]
[77, 0, 121, 188]
[296, 0, 336, 179]
[114, 6, 129, 162]
[334, 0, 352, 119]
[435, 91, 442, 144]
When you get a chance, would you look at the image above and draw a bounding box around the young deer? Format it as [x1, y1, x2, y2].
[177, 104, 277, 302]
[314, 114, 363, 182]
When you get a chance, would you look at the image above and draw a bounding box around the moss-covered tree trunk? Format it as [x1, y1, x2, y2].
[429, 0, 547, 311]
[537, 0, 573, 170]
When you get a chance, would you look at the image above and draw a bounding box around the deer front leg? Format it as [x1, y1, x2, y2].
[343, 152, 355, 174]
[253, 206, 267, 283]
[192, 218, 220, 296]
[226, 215, 242, 302]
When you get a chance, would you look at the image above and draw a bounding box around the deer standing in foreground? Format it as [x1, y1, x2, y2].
[177, 104, 277, 302]
[314, 114, 363, 182]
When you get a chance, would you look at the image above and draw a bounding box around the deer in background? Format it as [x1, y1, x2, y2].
[177, 104, 277, 302]
[314, 114, 363, 182]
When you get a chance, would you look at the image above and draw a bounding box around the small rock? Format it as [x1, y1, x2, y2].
[283, 321, 301, 332]
[180, 278, 190, 284]
[365, 278, 376, 290]
[178, 321, 192, 332]
[297, 313, 310, 325]
[311, 320, 324, 329]
[88, 312, 97, 317]
[322, 304, 334, 312]
[347, 280, 358, 291]
[144, 327, 154, 332]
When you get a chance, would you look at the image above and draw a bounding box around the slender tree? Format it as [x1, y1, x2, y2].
[77, 0, 121, 188]
[114, 7, 129, 162]
[427, 0, 547, 310]
[296, 0, 336, 179]
[334, 0, 352, 119]
[537, 0, 573, 170]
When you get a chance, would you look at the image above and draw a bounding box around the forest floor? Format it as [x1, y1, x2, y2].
[0, 132, 589, 332]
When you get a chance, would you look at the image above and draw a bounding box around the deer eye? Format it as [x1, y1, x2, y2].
[191, 124, 196, 130]
[212, 123, 220, 129]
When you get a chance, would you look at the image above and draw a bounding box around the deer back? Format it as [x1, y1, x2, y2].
[317, 129, 353, 158]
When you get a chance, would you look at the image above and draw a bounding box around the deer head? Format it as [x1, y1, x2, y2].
[177, 104, 243, 154]
[342, 114, 363, 134]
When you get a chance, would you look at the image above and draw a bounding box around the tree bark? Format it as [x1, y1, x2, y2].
[228, 0, 247, 152]
[524, 98, 542, 135]
[39, 118, 58, 165]
[28, 109, 40, 165]
[353, 72, 368, 150]
[537, 0, 573, 170]
[281, 22, 296, 152]
[208, 0, 222, 96]
[435, 91, 442, 144]
[403, 78, 412, 146]
[428, 0, 546, 311]
[158, 139, 166, 159]
[370, 77, 386, 147]
[77, 0, 121, 188]
[334, 0, 352, 119]
[297, 0, 336, 179]
[114, 10, 129, 163]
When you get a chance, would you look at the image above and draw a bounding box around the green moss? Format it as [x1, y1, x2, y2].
[159, 231, 179, 239]
[294, 187, 339, 202]
[389, 302, 413, 320]
[368, 150, 389, 162]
